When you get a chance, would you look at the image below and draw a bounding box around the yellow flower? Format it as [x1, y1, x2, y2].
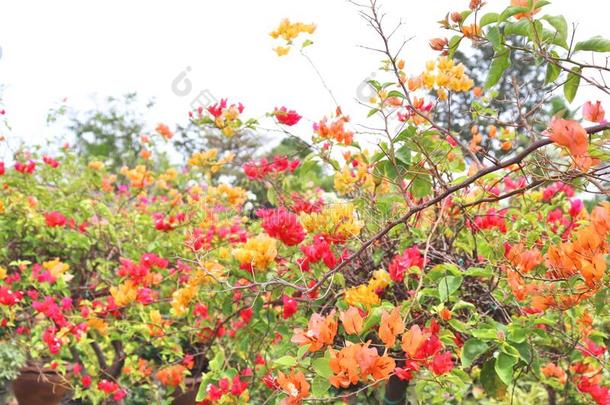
[171, 285, 198, 317]
[87, 317, 108, 335]
[369, 269, 391, 291]
[42, 258, 70, 279]
[345, 284, 380, 308]
[273, 46, 290, 56]
[110, 280, 138, 307]
[300, 203, 362, 240]
[0, 266, 6, 280]
[205, 184, 247, 208]
[88, 160, 105, 170]
[189, 261, 226, 285]
[233, 235, 278, 271]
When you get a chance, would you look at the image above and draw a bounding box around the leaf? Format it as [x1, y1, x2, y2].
[209, 351, 225, 372]
[542, 15, 567, 46]
[574, 36, 610, 53]
[367, 108, 380, 118]
[447, 35, 462, 58]
[480, 12, 499, 27]
[273, 355, 297, 368]
[387, 90, 405, 99]
[507, 326, 527, 343]
[485, 49, 511, 89]
[297, 344, 311, 359]
[563, 67, 581, 103]
[462, 339, 489, 368]
[486, 26, 503, 52]
[545, 60, 561, 84]
[312, 357, 333, 378]
[395, 146, 411, 166]
[311, 376, 330, 397]
[480, 359, 507, 398]
[499, 6, 530, 21]
[410, 173, 432, 198]
[438, 275, 463, 302]
[494, 352, 518, 386]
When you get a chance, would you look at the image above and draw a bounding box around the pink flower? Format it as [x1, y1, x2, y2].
[274, 107, 302, 126]
[429, 351, 454, 376]
[257, 207, 305, 246]
[388, 247, 424, 282]
[583, 100, 605, 123]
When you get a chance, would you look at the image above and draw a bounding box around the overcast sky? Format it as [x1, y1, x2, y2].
[0, 0, 609, 158]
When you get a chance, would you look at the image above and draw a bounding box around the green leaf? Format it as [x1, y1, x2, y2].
[410, 173, 432, 198]
[312, 357, 333, 378]
[273, 355, 297, 368]
[499, 6, 530, 21]
[542, 15, 567, 46]
[387, 90, 405, 99]
[480, 359, 507, 398]
[494, 352, 518, 386]
[297, 344, 311, 359]
[438, 275, 463, 302]
[507, 326, 527, 343]
[311, 376, 330, 397]
[545, 60, 561, 84]
[574, 36, 610, 53]
[480, 12, 499, 27]
[448, 35, 462, 59]
[485, 49, 511, 89]
[486, 26, 503, 52]
[367, 108, 379, 118]
[563, 67, 581, 103]
[462, 339, 489, 368]
[395, 146, 411, 166]
[209, 350, 225, 372]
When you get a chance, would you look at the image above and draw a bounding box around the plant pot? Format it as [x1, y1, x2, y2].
[171, 377, 200, 405]
[11, 366, 71, 405]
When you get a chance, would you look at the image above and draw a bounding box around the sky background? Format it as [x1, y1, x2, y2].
[0, 0, 609, 158]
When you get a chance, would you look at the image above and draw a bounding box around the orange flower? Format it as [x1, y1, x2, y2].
[156, 364, 187, 387]
[155, 123, 174, 140]
[401, 325, 428, 358]
[461, 24, 481, 39]
[329, 342, 395, 388]
[511, 0, 540, 19]
[379, 307, 405, 348]
[291, 311, 337, 352]
[340, 307, 364, 335]
[547, 117, 589, 157]
[583, 101, 605, 123]
[277, 370, 310, 404]
[541, 363, 567, 384]
[472, 86, 483, 98]
[439, 308, 452, 321]
[429, 37, 448, 51]
[507, 244, 543, 273]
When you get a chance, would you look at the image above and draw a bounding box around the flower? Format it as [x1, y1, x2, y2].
[45, 211, 67, 227]
[156, 364, 187, 387]
[277, 370, 310, 404]
[291, 311, 337, 352]
[282, 295, 298, 319]
[388, 247, 424, 282]
[257, 207, 305, 246]
[340, 306, 364, 335]
[546, 117, 589, 157]
[583, 101, 605, 123]
[155, 123, 174, 139]
[429, 352, 454, 375]
[274, 107, 302, 126]
[233, 235, 278, 272]
[328, 342, 395, 388]
[379, 307, 405, 348]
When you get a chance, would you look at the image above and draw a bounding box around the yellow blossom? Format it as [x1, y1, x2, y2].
[0, 266, 6, 280]
[345, 284, 381, 308]
[233, 235, 278, 271]
[369, 269, 391, 291]
[300, 203, 362, 240]
[110, 280, 138, 307]
[171, 285, 198, 317]
[42, 258, 70, 279]
[88, 160, 105, 170]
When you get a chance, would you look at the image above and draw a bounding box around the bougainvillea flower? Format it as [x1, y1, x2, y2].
[45, 211, 67, 227]
[583, 101, 605, 123]
[282, 295, 298, 319]
[274, 107, 302, 126]
[339, 306, 364, 335]
[155, 123, 174, 139]
[388, 247, 424, 282]
[429, 351, 454, 375]
[546, 117, 589, 157]
[291, 310, 337, 352]
[379, 307, 405, 348]
[277, 370, 310, 404]
[257, 207, 305, 246]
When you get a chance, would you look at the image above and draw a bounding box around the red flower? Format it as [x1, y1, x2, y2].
[429, 351, 454, 375]
[0, 162, 5, 175]
[282, 295, 298, 319]
[274, 107, 302, 126]
[43, 155, 60, 168]
[15, 160, 36, 174]
[257, 207, 305, 246]
[81, 375, 92, 388]
[388, 247, 424, 282]
[45, 211, 67, 227]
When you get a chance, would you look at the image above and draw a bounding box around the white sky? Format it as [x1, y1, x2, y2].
[0, 0, 609, 157]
